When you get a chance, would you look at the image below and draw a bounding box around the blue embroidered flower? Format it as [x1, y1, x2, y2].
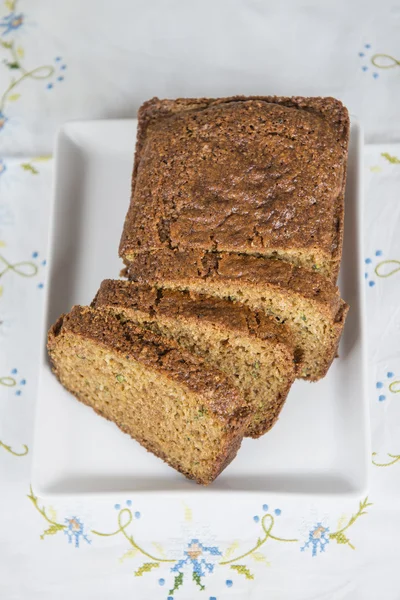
[300, 523, 330, 556]
[64, 516, 91, 548]
[0, 159, 6, 177]
[0, 12, 24, 36]
[171, 539, 221, 578]
[0, 112, 7, 133]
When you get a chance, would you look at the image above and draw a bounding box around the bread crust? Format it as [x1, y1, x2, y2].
[119, 95, 349, 281]
[93, 279, 295, 350]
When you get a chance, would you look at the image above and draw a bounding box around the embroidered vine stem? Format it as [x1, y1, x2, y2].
[0, 439, 28, 456]
[0, 66, 54, 113]
[372, 452, 400, 467]
[329, 496, 372, 549]
[0, 39, 54, 112]
[92, 508, 175, 563]
[27, 486, 64, 526]
[389, 381, 400, 393]
[0, 254, 38, 279]
[375, 260, 400, 278]
[27, 486, 66, 538]
[0, 376, 16, 387]
[219, 513, 297, 565]
[371, 54, 400, 69]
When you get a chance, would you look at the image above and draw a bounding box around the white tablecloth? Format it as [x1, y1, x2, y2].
[1, 1, 400, 598]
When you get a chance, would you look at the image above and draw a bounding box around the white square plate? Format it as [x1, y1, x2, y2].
[32, 118, 369, 498]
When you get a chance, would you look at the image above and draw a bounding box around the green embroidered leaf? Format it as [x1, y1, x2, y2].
[336, 514, 348, 531]
[230, 564, 254, 580]
[329, 531, 352, 547]
[47, 506, 58, 522]
[40, 523, 65, 540]
[151, 542, 166, 557]
[20, 163, 39, 175]
[251, 551, 270, 565]
[381, 152, 400, 164]
[119, 548, 138, 563]
[134, 562, 160, 577]
[169, 572, 184, 595]
[0, 40, 13, 49]
[34, 155, 52, 162]
[345, 496, 372, 527]
[6, 61, 20, 70]
[16, 46, 24, 58]
[222, 540, 239, 559]
[359, 496, 373, 511]
[192, 571, 205, 590]
[183, 502, 192, 522]
[8, 93, 20, 102]
[27, 485, 37, 503]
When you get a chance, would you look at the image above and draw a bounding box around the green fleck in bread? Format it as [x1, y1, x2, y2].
[122, 250, 349, 381]
[119, 95, 349, 281]
[47, 306, 250, 485]
[92, 279, 296, 438]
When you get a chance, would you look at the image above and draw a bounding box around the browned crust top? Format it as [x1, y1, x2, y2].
[122, 249, 344, 321]
[119, 95, 349, 275]
[93, 279, 294, 351]
[47, 306, 249, 422]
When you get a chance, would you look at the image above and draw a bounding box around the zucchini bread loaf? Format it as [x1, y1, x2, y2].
[92, 279, 296, 438]
[123, 251, 348, 381]
[119, 95, 350, 281]
[48, 306, 251, 484]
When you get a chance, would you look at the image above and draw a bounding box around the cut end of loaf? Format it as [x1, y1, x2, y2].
[47, 306, 250, 485]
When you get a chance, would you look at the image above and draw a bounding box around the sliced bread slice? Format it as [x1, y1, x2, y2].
[47, 306, 250, 485]
[123, 250, 349, 381]
[92, 280, 296, 438]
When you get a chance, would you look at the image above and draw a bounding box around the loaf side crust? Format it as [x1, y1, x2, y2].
[120, 95, 350, 280]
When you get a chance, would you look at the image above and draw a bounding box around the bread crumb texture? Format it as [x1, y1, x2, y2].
[93, 279, 296, 437]
[123, 250, 348, 381]
[47, 306, 250, 484]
